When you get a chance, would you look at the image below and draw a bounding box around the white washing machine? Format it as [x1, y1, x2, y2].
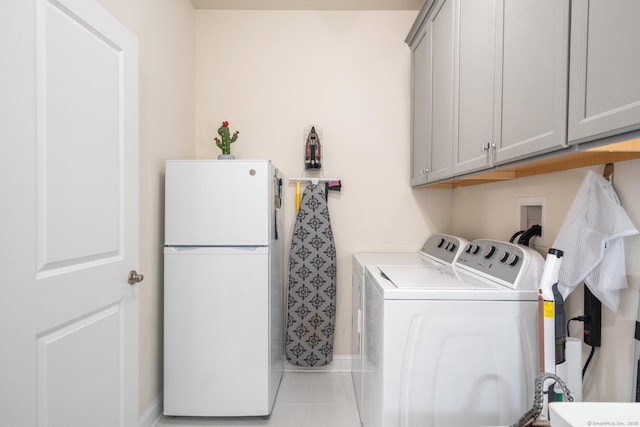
[352, 234, 469, 422]
[362, 239, 545, 427]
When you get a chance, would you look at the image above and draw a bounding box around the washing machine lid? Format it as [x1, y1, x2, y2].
[375, 265, 538, 301]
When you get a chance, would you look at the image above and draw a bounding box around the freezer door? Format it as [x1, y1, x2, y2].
[165, 160, 271, 246]
[163, 246, 272, 416]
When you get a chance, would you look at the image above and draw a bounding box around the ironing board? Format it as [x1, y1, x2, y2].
[286, 184, 337, 367]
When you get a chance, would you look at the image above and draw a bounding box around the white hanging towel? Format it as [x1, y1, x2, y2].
[553, 170, 638, 312]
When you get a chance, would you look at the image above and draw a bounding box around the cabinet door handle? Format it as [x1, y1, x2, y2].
[481, 142, 495, 152]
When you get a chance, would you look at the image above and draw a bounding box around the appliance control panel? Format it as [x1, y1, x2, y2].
[455, 239, 544, 290]
[420, 234, 468, 265]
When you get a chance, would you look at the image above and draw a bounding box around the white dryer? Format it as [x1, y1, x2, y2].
[362, 239, 544, 427]
[352, 234, 468, 422]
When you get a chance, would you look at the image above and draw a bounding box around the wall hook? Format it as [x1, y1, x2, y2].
[603, 163, 614, 184]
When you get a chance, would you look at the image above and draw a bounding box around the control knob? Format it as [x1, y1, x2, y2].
[507, 254, 520, 266]
[498, 251, 509, 263]
[484, 245, 496, 259]
[437, 238, 446, 248]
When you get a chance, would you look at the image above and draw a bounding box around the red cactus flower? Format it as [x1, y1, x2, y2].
[214, 137, 219, 141]
[235, 130, 240, 134]
[222, 121, 229, 127]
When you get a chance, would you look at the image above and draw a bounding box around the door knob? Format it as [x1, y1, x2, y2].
[128, 270, 144, 285]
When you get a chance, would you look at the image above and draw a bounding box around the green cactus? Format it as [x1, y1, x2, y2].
[214, 121, 239, 155]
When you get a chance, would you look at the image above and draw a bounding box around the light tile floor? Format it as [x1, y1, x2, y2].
[155, 372, 362, 427]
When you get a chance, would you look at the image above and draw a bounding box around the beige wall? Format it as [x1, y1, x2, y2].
[93, 0, 639, 414]
[451, 159, 640, 401]
[96, 0, 195, 416]
[195, 10, 453, 355]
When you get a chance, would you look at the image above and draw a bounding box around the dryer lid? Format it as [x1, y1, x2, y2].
[378, 265, 501, 290]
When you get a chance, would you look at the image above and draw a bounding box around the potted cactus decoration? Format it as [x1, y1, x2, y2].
[214, 121, 240, 159]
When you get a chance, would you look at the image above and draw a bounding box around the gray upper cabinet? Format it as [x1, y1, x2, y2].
[496, 0, 569, 163]
[454, 0, 569, 174]
[409, 0, 455, 186]
[452, 0, 499, 175]
[410, 27, 430, 187]
[427, 0, 455, 182]
[568, 0, 640, 145]
[409, 0, 570, 184]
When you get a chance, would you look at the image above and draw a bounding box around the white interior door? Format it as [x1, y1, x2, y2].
[0, 0, 139, 426]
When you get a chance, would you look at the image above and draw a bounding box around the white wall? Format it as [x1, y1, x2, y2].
[451, 159, 640, 402]
[195, 10, 453, 355]
[96, 0, 195, 416]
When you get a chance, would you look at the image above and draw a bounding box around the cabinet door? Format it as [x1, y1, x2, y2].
[496, 0, 569, 163]
[410, 28, 431, 187]
[568, 0, 640, 144]
[453, 0, 498, 175]
[426, 0, 455, 182]
[410, 0, 455, 186]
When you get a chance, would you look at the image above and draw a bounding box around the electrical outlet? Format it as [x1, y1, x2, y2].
[517, 197, 546, 249]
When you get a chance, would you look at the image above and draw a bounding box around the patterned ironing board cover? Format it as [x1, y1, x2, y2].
[285, 184, 337, 367]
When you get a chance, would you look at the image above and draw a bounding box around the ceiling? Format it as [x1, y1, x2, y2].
[191, 0, 424, 10]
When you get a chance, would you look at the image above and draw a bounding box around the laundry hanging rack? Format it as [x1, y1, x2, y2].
[291, 123, 341, 210]
[289, 175, 342, 212]
[288, 177, 339, 185]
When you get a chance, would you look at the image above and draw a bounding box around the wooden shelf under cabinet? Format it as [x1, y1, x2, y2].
[421, 139, 640, 189]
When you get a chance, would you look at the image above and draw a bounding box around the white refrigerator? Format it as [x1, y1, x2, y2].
[163, 160, 284, 417]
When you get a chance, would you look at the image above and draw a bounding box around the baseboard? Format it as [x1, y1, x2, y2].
[284, 355, 354, 373]
[138, 394, 162, 427]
